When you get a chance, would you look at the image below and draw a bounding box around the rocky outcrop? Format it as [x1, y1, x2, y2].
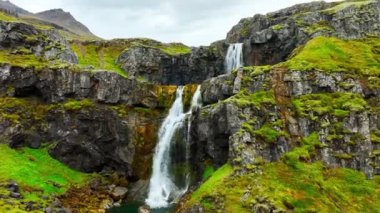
[0, 20, 78, 63]
[226, 1, 380, 66]
[0, 65, 188, 107]
[117, 46, 225, 85]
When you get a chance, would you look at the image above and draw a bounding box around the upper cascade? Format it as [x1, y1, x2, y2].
[225, 43, 243, 74]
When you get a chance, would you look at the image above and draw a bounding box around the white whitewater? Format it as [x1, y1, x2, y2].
[225, 43, 244, 74]
[146, 85, 202, 209]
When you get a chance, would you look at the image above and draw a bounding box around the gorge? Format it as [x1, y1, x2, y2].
[0, 0, 379, 212]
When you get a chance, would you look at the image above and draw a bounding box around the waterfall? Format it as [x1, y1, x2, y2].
[225, 43, 243, 74]
[146, 85, 202, 209]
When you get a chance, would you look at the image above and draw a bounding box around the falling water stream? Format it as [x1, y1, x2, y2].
[225, 43, 243, 73]
[145, 85, 202, 209]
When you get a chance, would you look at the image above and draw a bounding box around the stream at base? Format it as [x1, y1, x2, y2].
[107, 202, 173, 213]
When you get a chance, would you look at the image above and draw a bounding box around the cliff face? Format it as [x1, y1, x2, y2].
[225, 0, 380, 66]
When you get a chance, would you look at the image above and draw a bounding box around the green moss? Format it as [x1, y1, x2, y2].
[272, 24, 284, 31]
[251, 124, 287, 144]
[292, 93, 367, 118]
[334, 153, 354, 160]
[303, 21, 333, 35]
[242, 65, 271, 77]
[202, 165, 216, 181]
[0, 50, 50, 69]
[284, 37, 380, 74]
[371, 131, 380, 144]
[63, 99, 95, 111]
[226, 90, 275, 108]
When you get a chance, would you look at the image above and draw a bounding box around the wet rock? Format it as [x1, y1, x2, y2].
[138, 205, 151, 213]
[9, 192, 22, 199]
[7, 181, 19, 193]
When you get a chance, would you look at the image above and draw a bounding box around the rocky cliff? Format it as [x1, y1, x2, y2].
[225, 0, 380, 66]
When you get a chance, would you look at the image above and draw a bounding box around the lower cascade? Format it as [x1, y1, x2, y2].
[145, 85, 202, 209]
[225, 43, 243, 74]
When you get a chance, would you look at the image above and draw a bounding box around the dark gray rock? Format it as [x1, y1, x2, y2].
[117, 46, 224, 85]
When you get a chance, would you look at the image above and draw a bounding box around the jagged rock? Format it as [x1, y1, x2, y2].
[201, 74, 235, 105]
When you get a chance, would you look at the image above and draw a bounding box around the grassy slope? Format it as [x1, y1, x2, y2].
[0, 144, 89, 212]
[187, 158, 380, 213]
[284, 36, 380, 74]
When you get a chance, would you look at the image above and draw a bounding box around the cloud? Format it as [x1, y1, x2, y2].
[10, 0, 339, 46]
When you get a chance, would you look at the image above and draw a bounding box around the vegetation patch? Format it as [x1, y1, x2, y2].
[186, 144, 380, 212]
[284, 36, 380, 74]
[323, 0, 375, 14]
[226, 90, 275, 108]
[63, 99, 95, 111]
[292, 93, 367, 119]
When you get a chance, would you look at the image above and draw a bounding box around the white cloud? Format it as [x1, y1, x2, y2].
[9, 0, 339, 46]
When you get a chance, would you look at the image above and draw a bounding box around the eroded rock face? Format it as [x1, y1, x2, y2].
[225, 1, 380, 66]
[0, 65, 182, 107]
[117, 46, 224, 85]
[190, 69, 379, 179]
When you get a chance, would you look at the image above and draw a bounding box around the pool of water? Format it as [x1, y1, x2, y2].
[107, 202, 173, 213]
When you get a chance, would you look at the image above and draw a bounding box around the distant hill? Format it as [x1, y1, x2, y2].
[0, 0, 31, 15]
[35, 9, 97, 39]
[0, 0, 99, 40]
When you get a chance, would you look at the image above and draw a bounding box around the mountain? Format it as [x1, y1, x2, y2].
[35, 9, 97, 39]
[0, 0, 31, 15]
[0, 0, 98, 39]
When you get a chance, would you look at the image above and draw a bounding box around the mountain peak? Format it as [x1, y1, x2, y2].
[0, 1, 98, 39]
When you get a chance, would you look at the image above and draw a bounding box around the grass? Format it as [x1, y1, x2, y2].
[71, 41, 127, 76]
[190, 164, 233, 203]
[324, 0, 375, 14]
[0, 144, 89, 195]
[292, 93, 367, 119]
[0, 50, 51, 69]
[0, 11, 19, 22]
[285, 36, 380, 74]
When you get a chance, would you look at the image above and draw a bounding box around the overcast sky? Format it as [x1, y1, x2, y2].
[11, 0, 338, 46]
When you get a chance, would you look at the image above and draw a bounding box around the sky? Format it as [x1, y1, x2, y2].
[10, 0, 339, 46]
